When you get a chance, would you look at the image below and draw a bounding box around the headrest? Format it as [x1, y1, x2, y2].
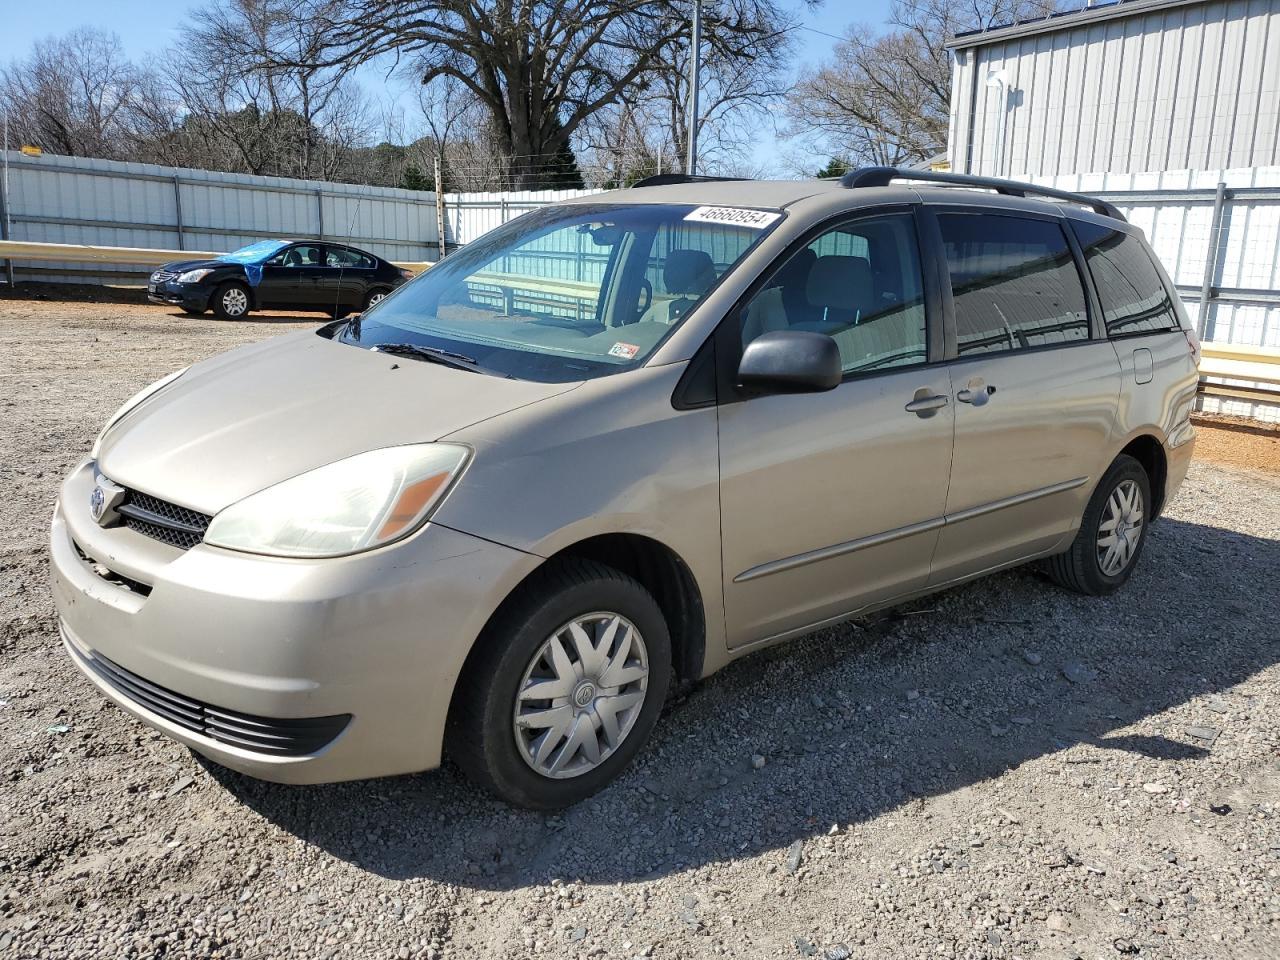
[664, 249, 716, 296]
[774, 247, 816, 290]
[806, 255, 874, 309]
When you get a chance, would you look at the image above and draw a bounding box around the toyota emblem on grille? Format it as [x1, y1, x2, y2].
[89, 474, 126, 526]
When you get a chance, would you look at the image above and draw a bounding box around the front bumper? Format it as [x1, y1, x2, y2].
[50, 460, 541, 783]
[147, 279, 208, 311]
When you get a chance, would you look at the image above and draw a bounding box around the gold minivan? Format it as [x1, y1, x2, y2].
[51, 169, 1199, 808]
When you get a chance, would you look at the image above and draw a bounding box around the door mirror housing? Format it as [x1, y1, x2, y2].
[737, 330, 842, 395]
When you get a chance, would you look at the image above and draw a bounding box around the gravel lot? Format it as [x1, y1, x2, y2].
[1, 293, 1278, 960]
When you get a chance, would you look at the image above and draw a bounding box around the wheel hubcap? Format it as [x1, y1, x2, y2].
[1096, 478, 1144, 576]
[513, 612, 649, 780]
[368, 292, 386, 307]
[223, 288, 248, 316]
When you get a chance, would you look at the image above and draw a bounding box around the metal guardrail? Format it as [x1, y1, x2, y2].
[1198, 343, 1280, 405]
[0, 239, 431, 274]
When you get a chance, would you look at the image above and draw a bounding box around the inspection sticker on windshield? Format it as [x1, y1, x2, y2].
[683, 206, 780, 229]
[609, 342, 641, 360]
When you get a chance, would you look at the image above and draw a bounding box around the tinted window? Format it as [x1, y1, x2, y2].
[328, 247, 376, 269]
[939, 214, 1089, 355]
[273, 244, 325, 268]
[1072, 221, 1181, 336]
[740, 213, 927, 373]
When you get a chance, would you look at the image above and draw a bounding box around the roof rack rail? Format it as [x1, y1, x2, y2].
[840, 166, 1125, 221]
[631, 173, 750, 188]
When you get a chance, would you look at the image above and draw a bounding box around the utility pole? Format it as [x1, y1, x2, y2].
[1, 109, 13, 287]
[434, 153, 446, 261]
[685, 0, 702, 176]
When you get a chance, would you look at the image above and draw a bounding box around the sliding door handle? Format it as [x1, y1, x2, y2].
[956, 384, 997, 406]
[905, 391, 949, 417]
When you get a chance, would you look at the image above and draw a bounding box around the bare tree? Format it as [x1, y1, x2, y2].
[0, 28, 146, 158]
[233, 0, 798, 188]
[787, 0, 1055, 167]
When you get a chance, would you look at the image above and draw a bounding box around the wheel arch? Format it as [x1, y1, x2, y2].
[447, 532, 707, 729]
[1115, 433, 1169, 518]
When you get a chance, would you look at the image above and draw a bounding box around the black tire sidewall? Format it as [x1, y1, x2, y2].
[1078, 456, 1152, 593]
[463, 570, 672, 810]
[213, 282, 251, 321]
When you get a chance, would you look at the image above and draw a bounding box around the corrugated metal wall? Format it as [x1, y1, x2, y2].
[0, 152, 442, 280]
[0, 152, 602, 281]
[950, 0, 1280, 178]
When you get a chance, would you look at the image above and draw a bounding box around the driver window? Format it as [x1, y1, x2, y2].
[276, 245, 324, 268]
[740, 214, 928, 374]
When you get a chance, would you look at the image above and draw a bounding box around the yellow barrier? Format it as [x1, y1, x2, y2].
[1198, 342, 1280, 405]
[0, 239, 431, 274]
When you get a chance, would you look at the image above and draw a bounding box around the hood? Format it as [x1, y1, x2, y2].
[159, 258, 228, 273]
[97, 332, 578, 514]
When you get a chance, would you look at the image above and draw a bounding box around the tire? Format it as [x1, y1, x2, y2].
[212, 282, 252, 321]
[364, 288, 389, 311]
[1046, 454, 1152, 595]
[447, 558, 672, 809]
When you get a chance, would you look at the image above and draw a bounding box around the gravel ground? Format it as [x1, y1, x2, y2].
[1, 296, 1278, 960]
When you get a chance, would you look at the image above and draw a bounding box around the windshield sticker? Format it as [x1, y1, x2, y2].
[608, 342, 641, 360]
[683, 206, 780, 229]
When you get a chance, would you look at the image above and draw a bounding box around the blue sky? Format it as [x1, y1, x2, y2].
[0, 0, 894, 173]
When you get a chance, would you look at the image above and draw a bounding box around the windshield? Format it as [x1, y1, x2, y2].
[223, 240, 289, 264]
[339, 202, 780, 382]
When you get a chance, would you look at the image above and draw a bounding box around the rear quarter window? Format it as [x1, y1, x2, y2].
[1071, 222, 1182, 336]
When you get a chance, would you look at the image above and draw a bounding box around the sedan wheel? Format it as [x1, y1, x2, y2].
[214, 283, 251, 320]
[513, 612, 649, 779]
[365, 290, 388, 309]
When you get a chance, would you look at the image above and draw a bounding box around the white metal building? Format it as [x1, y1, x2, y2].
[946, 0, 1280, 178]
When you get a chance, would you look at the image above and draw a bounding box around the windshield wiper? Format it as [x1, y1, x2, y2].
[372, 342, 481, 372]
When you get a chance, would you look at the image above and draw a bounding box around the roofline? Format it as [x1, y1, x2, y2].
[946, 0, 1214, 50]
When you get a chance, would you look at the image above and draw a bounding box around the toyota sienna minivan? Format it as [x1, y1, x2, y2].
[51, 168, 1199, 808]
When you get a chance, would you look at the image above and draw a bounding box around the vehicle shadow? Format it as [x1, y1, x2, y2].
[165, 310, 330, 326]
[206, 515, 1278, 889]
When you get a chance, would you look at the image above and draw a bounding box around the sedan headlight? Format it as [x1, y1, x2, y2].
[203, 444, 470, 558]
[177, 268, 214, 284]
[90, 367, 188, 459]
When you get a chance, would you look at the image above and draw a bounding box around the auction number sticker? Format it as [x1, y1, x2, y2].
[683, 206, 781, 229]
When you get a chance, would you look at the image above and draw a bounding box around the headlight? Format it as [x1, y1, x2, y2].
[90, 368, 188, 459]
[203, 444, 470, 558]
[177, 268, 214, 284]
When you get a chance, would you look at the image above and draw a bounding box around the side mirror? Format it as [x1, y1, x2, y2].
[737, 330, 842, 394]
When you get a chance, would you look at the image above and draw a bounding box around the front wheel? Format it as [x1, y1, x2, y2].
[1046, 454, 1151, 595]
[212, 282, 252, 321]
[447, 559, 671, 809]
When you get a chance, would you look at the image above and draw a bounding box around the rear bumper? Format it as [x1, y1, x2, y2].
[1162, 418, 1196, 514]
[51, 460, 541, 783]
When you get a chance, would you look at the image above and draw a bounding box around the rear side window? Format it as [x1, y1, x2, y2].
[938, 214, 1090, 355]
[328, 248, 376, 269]
[1071, 221, 1181, 336]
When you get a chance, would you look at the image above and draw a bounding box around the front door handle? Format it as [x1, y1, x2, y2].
[957, 383, 997, 406]
[905, 389, 950, 417]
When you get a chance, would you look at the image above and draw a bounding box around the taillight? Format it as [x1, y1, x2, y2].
[399, 269, 414, 281]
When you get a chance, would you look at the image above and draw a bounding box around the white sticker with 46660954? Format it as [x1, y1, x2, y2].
[682, 206, 781, 229]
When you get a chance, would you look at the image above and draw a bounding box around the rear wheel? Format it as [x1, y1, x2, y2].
[447, 558, 671, 809]
[364, 288, 389, 311]
[1046, 454, 1151, 595]
[212, 282, 252, 321]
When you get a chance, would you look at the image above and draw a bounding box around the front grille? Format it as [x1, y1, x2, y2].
[150, 270, 178, 282]
[118, 490, 212, 550]
[78, 647, 350, 756]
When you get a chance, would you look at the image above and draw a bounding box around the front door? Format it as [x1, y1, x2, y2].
[717, 211, 955, 648]
[926, 210, 1123, 585]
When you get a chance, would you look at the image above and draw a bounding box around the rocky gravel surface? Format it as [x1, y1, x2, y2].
[1, 296, 1278, 959]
